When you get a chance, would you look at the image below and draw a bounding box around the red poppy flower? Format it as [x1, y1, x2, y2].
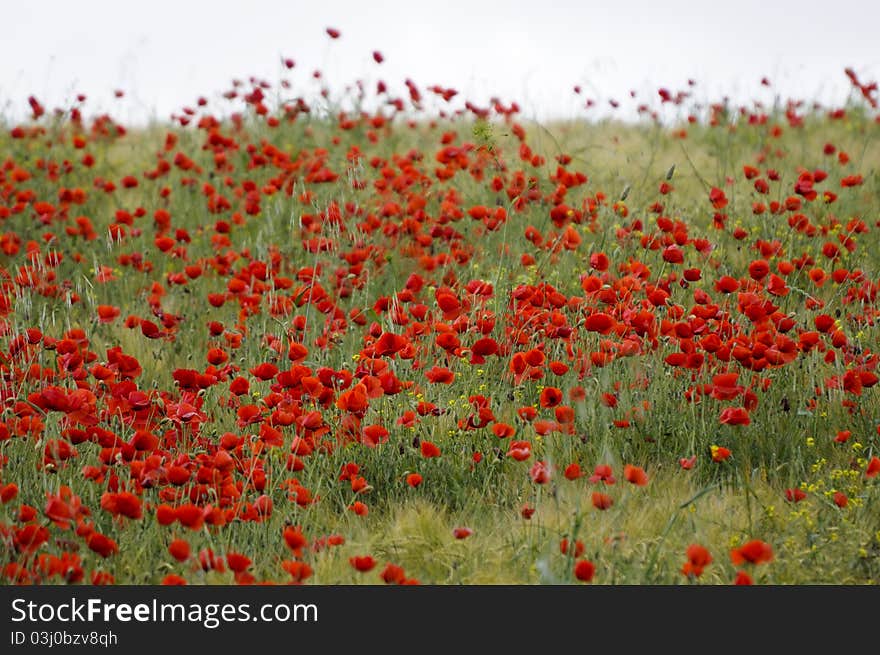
[361, 424, 389, 447]
[592, 492, 614, 510]
[161, 574, 188, 585]
[374, 332, 408, 356]
[229, 377, 250, 396]
[100, 492, 142, 520]
[507, 441, 532, 461]
[281, 560, 313, 583]
[492, 422, 515, 438]
[349, 556, 376, 572]
[730, 540, 773, 566]
[574, 559, 595, 582]
[585, 313, 615, 334]
[87, 533, 119, 558]
[523, 348, 547, 367]
[709, 187, 728, 209]
[589, 465, 615, 485]
[662, 245, 684, 264]
[249, 362, 278, 380]
[336, 383, 369, 415]
[425, 366, 455, 384]
[283, 526, 308, 556]
[564, 463, 582, 480]
[92, 572, 115, 585]
[420, 441, 441, 458]
[711, 445, 732, 462]
[1, 483, 18, 503]
[600, 393, 618, 408]
[470, 337, 499, 363]
[406, 473, 423, 488]
[681, 544, 712, 577]
[766, 274, 789, 297]
[453, 527, 473, 539]
[97, 305, 121, 323]
[710, 373, 742, 401]
[719, 407, 750, 426]
[173, 504, 204, 530]
[539, 386, 563, 408]
[168, 539, 191, 562]
[156, 504, 176, 526]
[715, 276, 739, 293]
[529, 460, 551, 484]
[748, 259, 770, 280]
[590, 252, 609, 271]
[381, 563, 406, 584]
[288, 342, 309, 363]
[226, 552, 251, 573]
[733, 571, 753, 585]
[623, 464, 649, 486]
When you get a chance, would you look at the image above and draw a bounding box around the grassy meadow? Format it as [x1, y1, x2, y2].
[1, 73, 879, 585]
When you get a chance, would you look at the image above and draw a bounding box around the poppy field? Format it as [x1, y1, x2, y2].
[1, 35, 879, 585]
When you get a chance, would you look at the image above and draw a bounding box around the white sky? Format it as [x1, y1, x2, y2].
[1, 0, 878, 124]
